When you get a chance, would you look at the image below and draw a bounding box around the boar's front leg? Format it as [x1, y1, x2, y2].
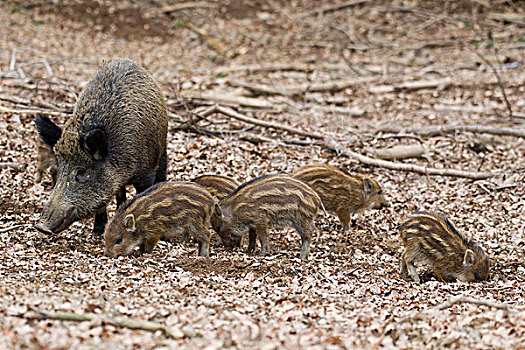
[93, 206, 107, 236]
[116, 186, 126, 207]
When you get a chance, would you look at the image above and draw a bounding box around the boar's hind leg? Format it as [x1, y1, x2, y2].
[399, 251, 408, 274]
[336, 208, 351, 231]
[93, 207, 107, 236]
[154, 149, 167, 183]
[403, 251, 420, 282]
[187, 224, 210, 257]
[256, 222, 272, 256]
[296, 222, 313, 260]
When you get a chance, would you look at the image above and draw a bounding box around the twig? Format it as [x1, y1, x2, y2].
[294, 0, 370, 18]
[369, 77, 452, 93]
[366, 144, 426, 160]
[0, 106, 64, 117]
[435, 295, 511, 310]
[213, 105, 326, 139]
[27, 307, 188, 339]
[9, 49, 17, 72]
[459, 41, 513, 117]
[213, 62, 349, 74]
[376, 124, 525, 138]
[227, 77, 377, 96]
[152, 1, 215, 16]
[183, 20, 227, 56]
[186, 91, 279, 110]
[325, 139, 494, 179]
[0, 162, 27, 171]
[0, 224, 24, 234]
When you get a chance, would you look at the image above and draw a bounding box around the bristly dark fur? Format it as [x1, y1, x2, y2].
[225, 173, 275, 198]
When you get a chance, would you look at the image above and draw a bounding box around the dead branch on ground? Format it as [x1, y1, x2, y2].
[459, 41, 513, 117]
[367, 144, 426, 160]
[294, 0, 370, 18]
[0, 162, 27, 171]
[0, 225, 24, 234]
[27, 307, 189, 339]
[376, 125, 525, 138]
[0, 106, 64, 117]
[436, 296, 512, 310]
[369, 77, 452, 93]
[205, 105, 496, 179]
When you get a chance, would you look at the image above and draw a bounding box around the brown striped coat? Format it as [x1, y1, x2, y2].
[292, 164, 389, 230]
[211, 174, 321, 260]
[104, 181, 215, 257]
[399, 211, 490, 282]
[193, 175, 240, 200]
[34, 138, 58, 187]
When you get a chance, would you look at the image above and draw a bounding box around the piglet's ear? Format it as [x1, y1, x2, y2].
[363, 178, 374, 196]
[463, 249, 476, 266]
[122, 214, 136, 233]
[82, 128, 107, 161]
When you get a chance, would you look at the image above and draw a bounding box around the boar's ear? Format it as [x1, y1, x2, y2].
[122, 214, 136, 233]
[82, 128, 107, 161]
[363, 178, 374, 196]
[463, 249, 476, 266]
[35, 114, 62, 148]
[214, 203, 223, 218]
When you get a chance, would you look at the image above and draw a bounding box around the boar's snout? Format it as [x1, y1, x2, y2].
[36, 206, 76, 234]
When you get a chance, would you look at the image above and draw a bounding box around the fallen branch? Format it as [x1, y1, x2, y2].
[228, 77, 378, 96]
[376, 124, 525, 138]
[0, 224, 24, 234]
[212, 105, 326, 139]
[151, 1, 215, 16]
[0, 162, 27, 171]
[367, 144, 426, 160]
[184, 20, 227, 56]
[0, 106, 64, 117]
[369, 77, 452, 93]
[207, 105, 496, 179]
[187, 92, 279, 110]
[325, 139, 494, 179]
[27, 307, 187, 339]
[294, 0, 369, 18]
[213, 62, 349, 75]
[436, 296, 511, 310]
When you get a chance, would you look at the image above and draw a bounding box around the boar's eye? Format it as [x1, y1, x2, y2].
[114, 237, 123, 245]
[377, 190, 383, 195]
[474, 273, 481, 281]
[75, 168, 89, 183]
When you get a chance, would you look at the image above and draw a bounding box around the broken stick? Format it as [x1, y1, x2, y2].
[27, 307, 188, 339]
[206, 105, 496, 180]
[435, 295, 512, 311]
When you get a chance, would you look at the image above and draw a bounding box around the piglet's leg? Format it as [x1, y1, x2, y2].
[246, 227, 257, 254]
[399, 251, 408, 274]
[256, 222, 271, 256]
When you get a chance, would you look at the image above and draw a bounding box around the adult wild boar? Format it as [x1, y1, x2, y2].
[34, 59, 168, 236]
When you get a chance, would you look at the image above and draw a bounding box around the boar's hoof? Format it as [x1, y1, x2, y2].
[34, 223, 54, 235]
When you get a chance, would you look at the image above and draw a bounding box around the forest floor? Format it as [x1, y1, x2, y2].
[0, 0, 524, 349]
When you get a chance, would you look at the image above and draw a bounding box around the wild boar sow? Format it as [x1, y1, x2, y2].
[399, 211, 490, 282]
[211, 174, 321, 260]
[292, 164, 389, 230]
[34, 59, 168, 236]
[104, 181, 215, 257]
[192, 175, 239, 200]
